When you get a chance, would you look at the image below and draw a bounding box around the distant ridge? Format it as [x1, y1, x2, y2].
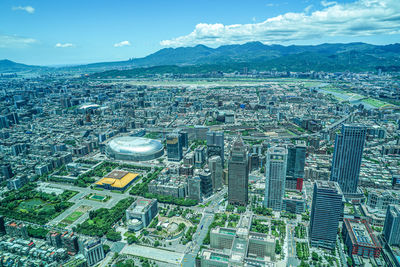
[2, 42, 400, 73]
[59, 42, 400, 74]
[0, 59, 44, 73]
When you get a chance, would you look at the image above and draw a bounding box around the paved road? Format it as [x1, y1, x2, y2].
[179, 188, 226, 267]
[181, 212, 214, 267]
[337, 239, 348, 267]
[287, 224, 300, 267]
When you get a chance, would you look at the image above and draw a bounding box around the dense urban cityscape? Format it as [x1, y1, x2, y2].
[2, 0, 400, 266]
[0, 67, 399, 267]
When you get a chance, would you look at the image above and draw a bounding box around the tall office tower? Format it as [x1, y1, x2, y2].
[187, 176, 202, 203]
[309, 181, 343, 249]
[199, 169, 213, 198]
[0, 163, 13, 181]
[330, 124, 367, 195]
[179, 130, 189, 149]
[286, 142, 306, 191]
[166, 133, 182, 161]
[228, 136, 249, 206]
[383, 204, 400, 246]
[207, 131, 225, 164]
[194, 146, 205, 168]
[209, 156, 223, 191]
[264, 147, 288, 211]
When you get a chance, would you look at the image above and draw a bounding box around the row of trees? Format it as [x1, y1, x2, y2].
[253, 206, 273, 216]
[74, 161, 119, 187]
[129, 168, 163, 196]
[144, 193, 197, 207]
[203, 213, 226, 245]
[75, 197, 134, 237]
[27, 226, 49, 239]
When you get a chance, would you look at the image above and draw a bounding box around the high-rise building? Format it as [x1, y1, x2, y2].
[207, 131, 224, 164]
[199, 169, 213, 198]
[194, 146, 205, 168]
[187, 176, 201, 203]
[166, 133, 182, 161]
[46, 231, 62, 248]
[330, 124, 367, 195]
[228, 136, 248, 206]
[61, 231, 79, 254]
[309, 181, 343, 249]
[383, 204, 400, 246]
[286, 142, 306, 191]
[209, 155, 223, 191]
[248, 153, 260, 172]
[264, 147, 287, 211]
[179, 130, 189, 149]
[0, 163, 13, 180]
[78, 237, 105, 266]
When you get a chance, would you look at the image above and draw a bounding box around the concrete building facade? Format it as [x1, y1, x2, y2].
[264, 147, 288, 211]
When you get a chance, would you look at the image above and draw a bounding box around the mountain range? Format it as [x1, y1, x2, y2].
[1, 42, 400, 74]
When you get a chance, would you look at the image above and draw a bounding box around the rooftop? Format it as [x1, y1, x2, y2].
[344, 218, 381, 248]
[95, 171, 139, 188]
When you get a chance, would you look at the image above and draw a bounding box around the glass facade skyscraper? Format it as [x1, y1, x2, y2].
[383, 204, 400, 246]
[309, 181, 343, 250]
[166, 133, 182, 161]
[286, 142, 306, 191]
[207, 131, 224, 165]
[209, 155, 223, 191]
[228, 136, 248, 206]
[330, 124, 367, 195]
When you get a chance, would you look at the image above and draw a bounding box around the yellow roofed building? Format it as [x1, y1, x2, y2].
[95, 170, 139, 191]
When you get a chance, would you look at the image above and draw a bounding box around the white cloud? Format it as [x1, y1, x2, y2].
[114, 41, 131, 47]
[161, 0, 400, 47]
[321, 0, 337, 7]
[12, 6, 35, 14]
[304, 5, 313, 13]
[0, 34, 37, 48]
[55, 43, 75, 48]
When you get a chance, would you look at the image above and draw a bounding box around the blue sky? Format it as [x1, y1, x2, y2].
[1, 0, 399, 65]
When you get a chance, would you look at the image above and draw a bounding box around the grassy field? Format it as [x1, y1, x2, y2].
[19, 199, 44, 210]
[363, 98, 389, 108]
[60, 205, 92, 225]
[63, 211, 84, 224]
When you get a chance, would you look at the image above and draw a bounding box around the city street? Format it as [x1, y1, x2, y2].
[286, 224, 300, 267]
